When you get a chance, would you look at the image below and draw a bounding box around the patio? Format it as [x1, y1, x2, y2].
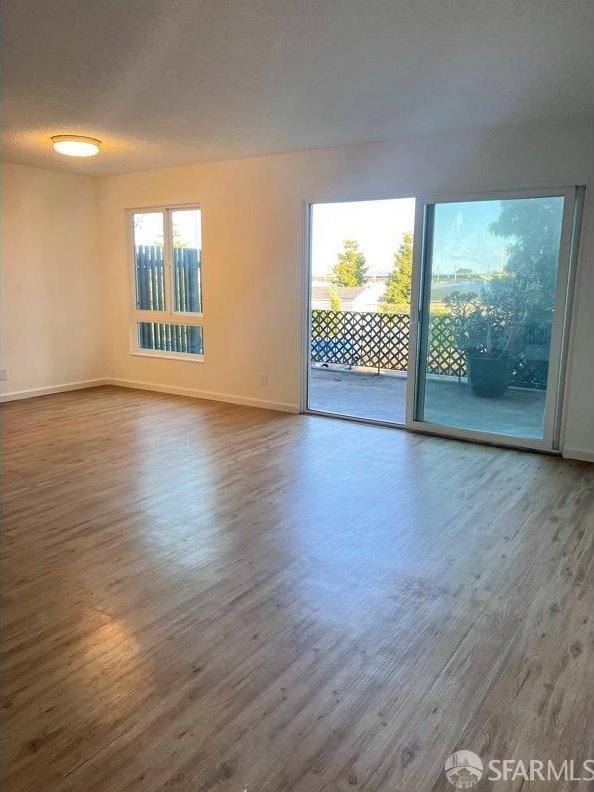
[308, 367, 547, 438]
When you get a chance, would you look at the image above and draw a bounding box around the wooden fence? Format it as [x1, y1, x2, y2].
[135, 245, 201, 312]
[135, 245, 202, 353]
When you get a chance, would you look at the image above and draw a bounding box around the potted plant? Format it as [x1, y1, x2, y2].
[442, 197, 561, 398]
[445, 284, 521, 398]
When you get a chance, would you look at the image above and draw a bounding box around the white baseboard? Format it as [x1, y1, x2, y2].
[562, 447, 594, 463]
[1, 379, 108, 402]
[105, 378, 300, 414]
[1, 376, 299, 414]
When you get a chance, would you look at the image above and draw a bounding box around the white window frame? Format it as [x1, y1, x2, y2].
[127, 204, 205, 362]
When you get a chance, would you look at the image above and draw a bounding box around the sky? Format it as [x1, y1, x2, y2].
[311, 198, 415, 277]
[432, 200, 507, 276]
[133, 209, 202, 248]
[310, 197, 532, 279]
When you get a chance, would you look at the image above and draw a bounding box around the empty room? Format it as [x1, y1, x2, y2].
[1, 1, 593, 790]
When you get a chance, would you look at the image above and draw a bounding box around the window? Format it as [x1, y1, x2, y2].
[130, 206, 204, 359]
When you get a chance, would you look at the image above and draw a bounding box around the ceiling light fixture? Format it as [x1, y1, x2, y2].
[51, 134, 101, 157]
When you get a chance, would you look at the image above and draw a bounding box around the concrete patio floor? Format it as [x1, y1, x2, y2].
[308, 367, 546, 438]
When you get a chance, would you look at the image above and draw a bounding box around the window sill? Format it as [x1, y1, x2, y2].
[130, 351, 205, 364]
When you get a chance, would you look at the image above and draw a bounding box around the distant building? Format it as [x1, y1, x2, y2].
[311, 282, 386, 312]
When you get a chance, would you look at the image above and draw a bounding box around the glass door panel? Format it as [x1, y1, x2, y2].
[413, 194, 569, 445]
[307, 198, 416, 425]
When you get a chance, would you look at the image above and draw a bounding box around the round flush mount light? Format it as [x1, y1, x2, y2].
[51, 134, 101, 157]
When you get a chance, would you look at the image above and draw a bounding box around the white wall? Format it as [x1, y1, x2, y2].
[1, 163, 105, 397]
[2, 119, 591, 458]
[98, 118, 593, 457]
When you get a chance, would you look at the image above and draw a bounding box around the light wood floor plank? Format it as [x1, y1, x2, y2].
[2, 386, 592, 791]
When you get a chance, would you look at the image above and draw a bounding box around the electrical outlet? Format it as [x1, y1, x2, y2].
[259, 372, 268, 387]
[0, 369, 7, 381]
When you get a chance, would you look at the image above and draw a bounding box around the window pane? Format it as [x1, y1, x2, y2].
[172, 209, 202, 313]
[137, 323, 204, 355]
[133, 212, 166, 311]
[417, 196, 564, 439]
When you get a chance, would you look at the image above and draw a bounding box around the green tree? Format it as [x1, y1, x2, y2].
[444, 198, 564, 360]
[384, 232, 413, 305]
[489, 197, 562, 312]
[332, 239, 367, 286]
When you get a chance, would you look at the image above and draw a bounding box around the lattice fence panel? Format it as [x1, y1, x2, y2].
[311, 309, 415, 373]
[426, 314, 467, 377]
[311, 309, 550, 389]
[378, 314, 411, 371]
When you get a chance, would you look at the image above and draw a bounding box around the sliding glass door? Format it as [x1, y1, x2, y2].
[408, 188, 580, 450]
[304, 187, 580, 451]
[307, 198, 416, 425]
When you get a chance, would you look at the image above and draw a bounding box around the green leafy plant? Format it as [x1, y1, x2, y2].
[444, 287, 519, 359]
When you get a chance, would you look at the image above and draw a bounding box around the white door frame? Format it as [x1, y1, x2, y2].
[300, 193, 418, 423]
[405, 185, 583, 452]
[301, 186, 584, 453]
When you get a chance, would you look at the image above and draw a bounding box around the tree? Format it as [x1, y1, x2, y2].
[384, 232, 413, 305]
[444, 197, 564, 360]
[489, 197, 562, 312]
[332, 239, 367, 286]
[328, 284, 342, 312]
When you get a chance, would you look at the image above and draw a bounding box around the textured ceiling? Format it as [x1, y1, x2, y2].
[2, 0, 592, 175]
